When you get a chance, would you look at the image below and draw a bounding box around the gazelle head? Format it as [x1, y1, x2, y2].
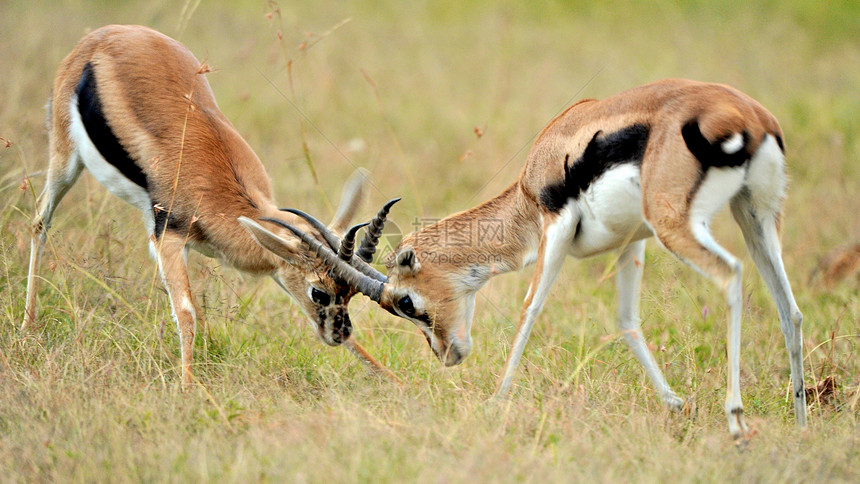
[238, 173, 399, 347]
[377, 242, 477, 366]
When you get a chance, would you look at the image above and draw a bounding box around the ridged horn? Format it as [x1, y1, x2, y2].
[357, 198, 401, 263]
[261, 218, 384, 301]
[279, 208, 340, 251]
[338, 222, 369, 261]
[280, 207, 388, 282]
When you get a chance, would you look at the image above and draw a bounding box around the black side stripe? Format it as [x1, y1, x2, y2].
[681, 119, 751, 170]
[153, 202, 207, 241]
[76, 62, 148, 190]
[540, 123, 650, 212]
[775, 134, 785, 153]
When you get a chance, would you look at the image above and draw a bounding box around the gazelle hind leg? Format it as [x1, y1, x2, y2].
[687, 227, 748, 439]
[730, 134, 806, 427]
[616, 240, 684, 408]
[495, 207, 577, 398]
[22, 148, 84, 330]
[645, 156, 750, 439]
[655, 226, 747, 438]
[150, 231, 198, 387]
[731, 193, 806, 427]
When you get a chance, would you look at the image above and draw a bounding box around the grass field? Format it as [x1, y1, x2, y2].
[1, 1, 858, 482]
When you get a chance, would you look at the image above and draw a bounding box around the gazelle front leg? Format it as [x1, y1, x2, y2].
[495, 209, 576, 398]
[616, 240, 684, 408]
[150, 231, 198, 387]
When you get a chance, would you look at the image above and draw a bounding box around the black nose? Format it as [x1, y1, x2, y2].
[331, 312, 352, 344]
[444, 345, 463, 367]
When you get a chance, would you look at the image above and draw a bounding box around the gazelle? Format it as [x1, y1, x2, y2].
[311, 78, 807, 439]
[23, 24, 398, 385]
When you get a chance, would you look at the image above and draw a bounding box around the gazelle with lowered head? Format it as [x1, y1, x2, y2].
[23, 25, 398, 385]
[313, 78, 806, 440]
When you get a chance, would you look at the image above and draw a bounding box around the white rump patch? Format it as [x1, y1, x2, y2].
[721, 133, 744, 154]
[745, 134, 787, 215]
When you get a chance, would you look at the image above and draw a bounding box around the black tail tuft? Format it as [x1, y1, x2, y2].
[681, 120, 750, 170]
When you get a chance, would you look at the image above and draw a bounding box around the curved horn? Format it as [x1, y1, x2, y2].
[357, 198, 401, 263]
[352, 254, 388, 282]
[280, 208, 388, 282]
[279, 208, 340, 251]
[338, 222, 369, 261]
[261, 218, 384, 301]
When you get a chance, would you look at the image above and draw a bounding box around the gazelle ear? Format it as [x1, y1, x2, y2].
[393, 246, 421, 275]
[237, 216, 305, 266]
[329, 168, 370, 235]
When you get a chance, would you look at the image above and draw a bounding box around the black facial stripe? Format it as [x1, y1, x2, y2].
[414, 313, 433, 326]
[382, 303, 433, 327]
[334, 283, 352, 304]
[382, 305, 400, 318]
[681, 119, 751, 170]
[75, 63, 148, 190]
[540, 123, 650, 212]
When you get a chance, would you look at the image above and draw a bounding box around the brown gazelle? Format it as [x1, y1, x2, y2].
[315, 79, 807, 440]
[23, 25, 398, 385]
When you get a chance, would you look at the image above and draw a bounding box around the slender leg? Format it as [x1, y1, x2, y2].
[616, 240, 684, 408]
[23, 152, 84, 330]
[731, 195, 806, 427]
[150, 232, 198, 386]
[495, 211, 575, 398]
[722, 252, 746, 439]
[657, 226, 747, 438]
[344, 338, 401, 384]
[644, 156, 750, 439]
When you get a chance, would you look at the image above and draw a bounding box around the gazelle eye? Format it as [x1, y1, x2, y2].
[397, 295, 415, 316]
[311, 288, 331, 306]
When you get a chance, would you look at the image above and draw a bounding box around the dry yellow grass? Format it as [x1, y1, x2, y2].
[1, 1, 858, 482]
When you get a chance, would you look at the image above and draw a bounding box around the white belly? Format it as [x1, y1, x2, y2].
[568, 163, 652, 258]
